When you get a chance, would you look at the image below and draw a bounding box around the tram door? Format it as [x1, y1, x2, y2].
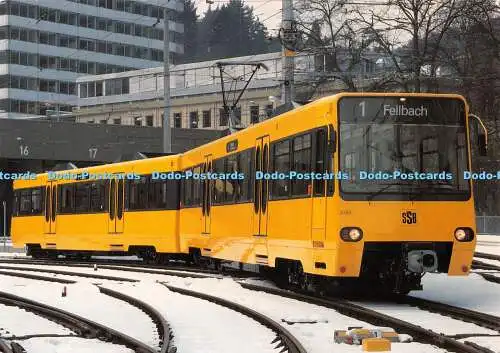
[253, 136, 270, 263]
[108, 177, 125, 234]
[202, 155, 212, 234]
[43, 183, 57, 234]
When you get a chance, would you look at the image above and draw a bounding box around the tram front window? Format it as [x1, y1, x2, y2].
[338, 97, 471, 201]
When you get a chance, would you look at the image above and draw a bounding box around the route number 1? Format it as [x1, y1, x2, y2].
[359, 101, 366, 117]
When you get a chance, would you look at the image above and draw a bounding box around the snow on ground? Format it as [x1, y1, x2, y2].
[351, 301, 497, 336]
[0, 303, 72, 337]
[11, 337, 134, 353]
[101, 281, 278, 353]
[157, 276, 449, 353]
[476, 235, 500, 256]
[459, 336, 500, 353]
[0, 276, 159, 348]
[413, 273, 500, 316]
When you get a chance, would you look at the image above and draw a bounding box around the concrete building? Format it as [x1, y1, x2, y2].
[0, 0, 184, 119]
[75, 52, 287, 129]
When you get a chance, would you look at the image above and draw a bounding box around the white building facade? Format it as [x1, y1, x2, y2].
[0, 0, 184, 118]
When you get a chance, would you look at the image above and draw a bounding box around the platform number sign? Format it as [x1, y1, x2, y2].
[89, 148, 98, 159]
[402, 211, 417, 225]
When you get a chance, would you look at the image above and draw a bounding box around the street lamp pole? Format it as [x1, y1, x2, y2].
[163, 6, 172, 153]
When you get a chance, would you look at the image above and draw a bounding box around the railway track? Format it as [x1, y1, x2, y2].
[161, 282, 308, 353]
[0, 290, 157, 353]
[0, 269, 76, 284]
[475, 252, 500, 262]
[97, 286, 176, 353]
[0, 264, 139, 282]
[0, 259, 220, 279]
[237, 282, 497, 353]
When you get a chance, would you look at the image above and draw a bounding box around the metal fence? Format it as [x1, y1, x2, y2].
[476, 216, 500, 235]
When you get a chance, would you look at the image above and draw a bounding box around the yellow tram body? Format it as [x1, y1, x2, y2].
[11, 92, 479, 292]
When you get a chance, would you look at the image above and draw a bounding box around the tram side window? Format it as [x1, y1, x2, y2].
[75, 183, 90, 212]
[59, 184, 75, 213]
[238, 149, 253, 202]
[149, 178, 168, 209]
[183, 169, 193, 207]
[13, 187, 44, 216]
[19, 189, 32, 215]
[90, 181, 106, 212]
[192, 166, 202, 206]
[225, 155, 238, 203]
[31, 188, 43, 214]
[271, 140, 291, 198]
[128, 176, 149, 210]
[292, 134, 312, 196]
[212, 159, 225, 205]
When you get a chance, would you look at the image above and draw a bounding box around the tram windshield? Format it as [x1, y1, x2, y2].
[338, 97, 471, 201]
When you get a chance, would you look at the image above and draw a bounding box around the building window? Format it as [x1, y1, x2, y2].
[265, 104, 273, 118]
[145, 115, 153, 126]
[250, 105, 259, 124]
[174, 112, 182, 128]
[113, 118, 121, 124]
[100, 119, 107, 124]
[219, 108, 228, 127]
[202, 110, 211, 128]
[190, 111, 199, 128]
[134, 117, 142, 126]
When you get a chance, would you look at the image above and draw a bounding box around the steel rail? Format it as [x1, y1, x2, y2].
[0, 265, 138, 282]
[97, 286, 175, 353]
[161, 283, 308, 353]
[238, 282, 491, 353]
[0, 269, 76, 284]
[0, 290, 156, 353]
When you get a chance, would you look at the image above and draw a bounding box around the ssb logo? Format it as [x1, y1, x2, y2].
[402, 211, 417, 224]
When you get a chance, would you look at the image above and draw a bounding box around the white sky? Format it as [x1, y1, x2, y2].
[194, 0, 283, 34]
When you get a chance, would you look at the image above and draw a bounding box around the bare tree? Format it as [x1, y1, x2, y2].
[294, 0, 399, 95]
[353, 0, 496, 92]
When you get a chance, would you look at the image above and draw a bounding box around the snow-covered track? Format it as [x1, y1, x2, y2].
[0, 290, 157, 353]
[0, 258, 219, 276]
[0, 265, 139, 282]
[97, 286, 175, 353]
[471, 260, 500, 272]
[161, 283, 308, 353]
[475, 252, 500, 262]
[0, 259, 219, 279]
[238, 282, 490, 353]
[0, 337, 13, 353]
[390, 295, 500, 333]
[0, 269, 76, 284]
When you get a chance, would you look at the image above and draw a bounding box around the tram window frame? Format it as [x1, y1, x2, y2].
[271, 139, 291, 199]
[74, 182, 91, 213]
[192, 165, 202, 206]
[291, 133, 312, 197]
[90, 181, 107, 212]
[212, 159, 225, 205]
[183, 169, 193, 207]
[238, 149, 253, 202]
[225, 154, 238, 203]
[58, 184, 75, 214]
[31, 187, 44, 214]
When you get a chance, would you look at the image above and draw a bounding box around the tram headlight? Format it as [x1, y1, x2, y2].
[454, 228, 474, 242]
[340, 227, 363, 242]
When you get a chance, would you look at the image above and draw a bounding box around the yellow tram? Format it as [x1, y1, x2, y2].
[11, 93, 485, 293]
